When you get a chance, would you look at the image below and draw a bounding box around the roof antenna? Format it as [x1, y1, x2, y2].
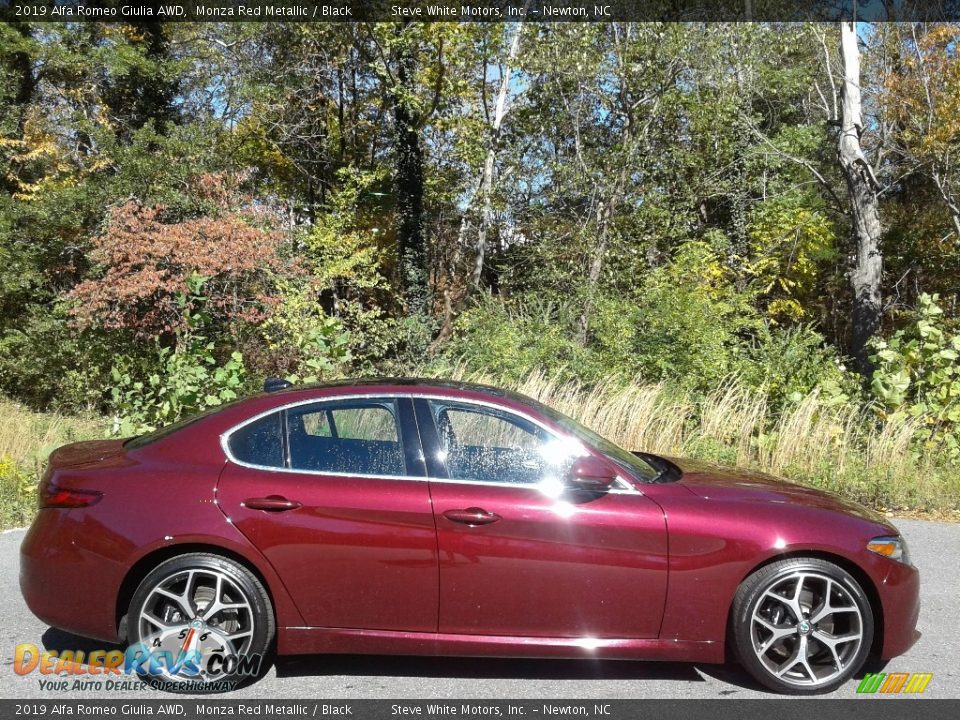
[263, 377, 293, 393]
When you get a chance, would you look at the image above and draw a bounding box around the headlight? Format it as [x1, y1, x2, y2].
[867, 535, 910, 564]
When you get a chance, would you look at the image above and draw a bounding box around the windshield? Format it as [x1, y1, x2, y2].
[519, 395, 661, 483]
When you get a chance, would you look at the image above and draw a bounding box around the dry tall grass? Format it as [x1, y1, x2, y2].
[0, 400, 106, 527]
[0, 399, 105, 470]
[2, 371, 958, 529]
[436, 366, 960, 512]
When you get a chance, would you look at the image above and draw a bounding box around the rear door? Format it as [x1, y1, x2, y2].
[417, 397, 669, 639]
[217, 396, 438, 631]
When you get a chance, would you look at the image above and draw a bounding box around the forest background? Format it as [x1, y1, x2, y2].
[2, 19, 960, 525]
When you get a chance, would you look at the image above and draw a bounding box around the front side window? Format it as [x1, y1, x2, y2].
[429, 401, 575, 485]
[521, 396, 661, 483]
[287, 400, 405, 476]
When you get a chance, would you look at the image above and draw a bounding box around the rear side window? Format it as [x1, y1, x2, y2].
[287, 401, 405, 476]
[228, 412, 284, 468]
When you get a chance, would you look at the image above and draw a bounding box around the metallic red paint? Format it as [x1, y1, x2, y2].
[19, 380, 920, 672]
[644, 458, 921, 660]
[429, 480, 668, 638]
[217, 464, 439, 631]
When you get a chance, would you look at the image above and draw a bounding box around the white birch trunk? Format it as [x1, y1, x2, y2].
[471, 19, 527, 290]
[839, 22, 883, 373]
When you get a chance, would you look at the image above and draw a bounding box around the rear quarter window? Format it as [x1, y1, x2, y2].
[228, 412, 284, 468]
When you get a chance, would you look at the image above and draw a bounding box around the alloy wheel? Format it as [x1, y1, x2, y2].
[749, 570, 864, 688]
[137, 567, 257, 683]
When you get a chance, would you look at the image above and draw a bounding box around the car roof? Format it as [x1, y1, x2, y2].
[126, 378, 524, 452]
[264, 376, 509, 399]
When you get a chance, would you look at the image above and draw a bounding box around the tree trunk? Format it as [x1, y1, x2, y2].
[577, 197, 613, 345]
[102, 21, 178, 140]
[392, 24, 429, 316]
[471, 18, 528, 291]
[839, 22, 883, 375]
[1, 22, 36, 196]
[8, 21, 35, 137]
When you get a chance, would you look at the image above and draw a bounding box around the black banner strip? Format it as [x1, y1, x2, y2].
[2, 700, 960, 720]
[4, 0, 960, 23]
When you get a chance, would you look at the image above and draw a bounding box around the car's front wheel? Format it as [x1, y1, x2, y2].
[127, 553, 274, 693]
[731, 557, 874, 694]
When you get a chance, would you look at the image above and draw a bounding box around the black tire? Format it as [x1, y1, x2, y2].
[127, 553, 274, 693]
[731, 557, 874, 695]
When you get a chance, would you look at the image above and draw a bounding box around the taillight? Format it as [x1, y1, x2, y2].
[39, 481, 102, 509]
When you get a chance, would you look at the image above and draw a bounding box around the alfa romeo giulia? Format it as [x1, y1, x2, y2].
[20, 378, 920, 694]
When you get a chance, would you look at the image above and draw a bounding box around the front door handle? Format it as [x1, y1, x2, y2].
[443, 507, 501, 526]
[243, 495, 302, 512]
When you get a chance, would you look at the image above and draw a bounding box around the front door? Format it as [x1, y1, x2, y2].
[217, 397, 438, 632]
[416, 398, 669, 639]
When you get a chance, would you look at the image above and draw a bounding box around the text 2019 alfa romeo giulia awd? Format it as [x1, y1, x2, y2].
[20, 379, 920, 694]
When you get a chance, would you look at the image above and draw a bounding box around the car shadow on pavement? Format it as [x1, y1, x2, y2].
[39, 627, 771, 695]
[273, 654, 765, 692]
[42, 627, 123, 655]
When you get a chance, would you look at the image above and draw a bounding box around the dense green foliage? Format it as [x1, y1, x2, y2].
[1, 21, 960, 513]
[870, 294, 960, 459]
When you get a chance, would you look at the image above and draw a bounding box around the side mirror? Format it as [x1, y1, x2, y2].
[566, 455, 617, 491]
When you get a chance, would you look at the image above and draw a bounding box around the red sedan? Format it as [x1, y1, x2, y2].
[20, 379, 919, 694]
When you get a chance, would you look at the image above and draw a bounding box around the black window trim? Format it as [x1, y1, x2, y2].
[220, 392, 639, 493]
[416, 397, 553, 484]
[287, 397, 416, 477]
[224, 394, 422, 480]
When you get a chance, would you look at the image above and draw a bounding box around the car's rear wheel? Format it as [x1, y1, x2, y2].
[731, 557, 874, 694]
[127, 553, 274, 693]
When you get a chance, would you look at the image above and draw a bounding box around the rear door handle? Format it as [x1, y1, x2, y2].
[243, 495, 302, 512]
[442, 507, 501, 526]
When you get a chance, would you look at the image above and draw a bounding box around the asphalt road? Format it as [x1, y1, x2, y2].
[1, 518, 958, 700]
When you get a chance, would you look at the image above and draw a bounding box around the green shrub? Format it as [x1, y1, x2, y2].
[624, 243, 851, 406]
[440, 242, 849, 409]
[744, 324, 857, 408]
[302, 170, 402, 370]
[625, 241, 762, 394]
[108, 276, 248, 435]
[259, 277, 353, 383]
[109, 342, 246, 437]
[0, 305, 114, 412]
[439, 294, 612, 384]
[869, 293, 960, 459]
[439, 242, 765, 390]
[0, 454, 35, 528]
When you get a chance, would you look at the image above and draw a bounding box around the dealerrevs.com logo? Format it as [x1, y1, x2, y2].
[856, 672, 933, 694]
[14, 642, 263, 692]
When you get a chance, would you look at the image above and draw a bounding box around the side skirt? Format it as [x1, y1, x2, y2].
[277, 627, 724, 664]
